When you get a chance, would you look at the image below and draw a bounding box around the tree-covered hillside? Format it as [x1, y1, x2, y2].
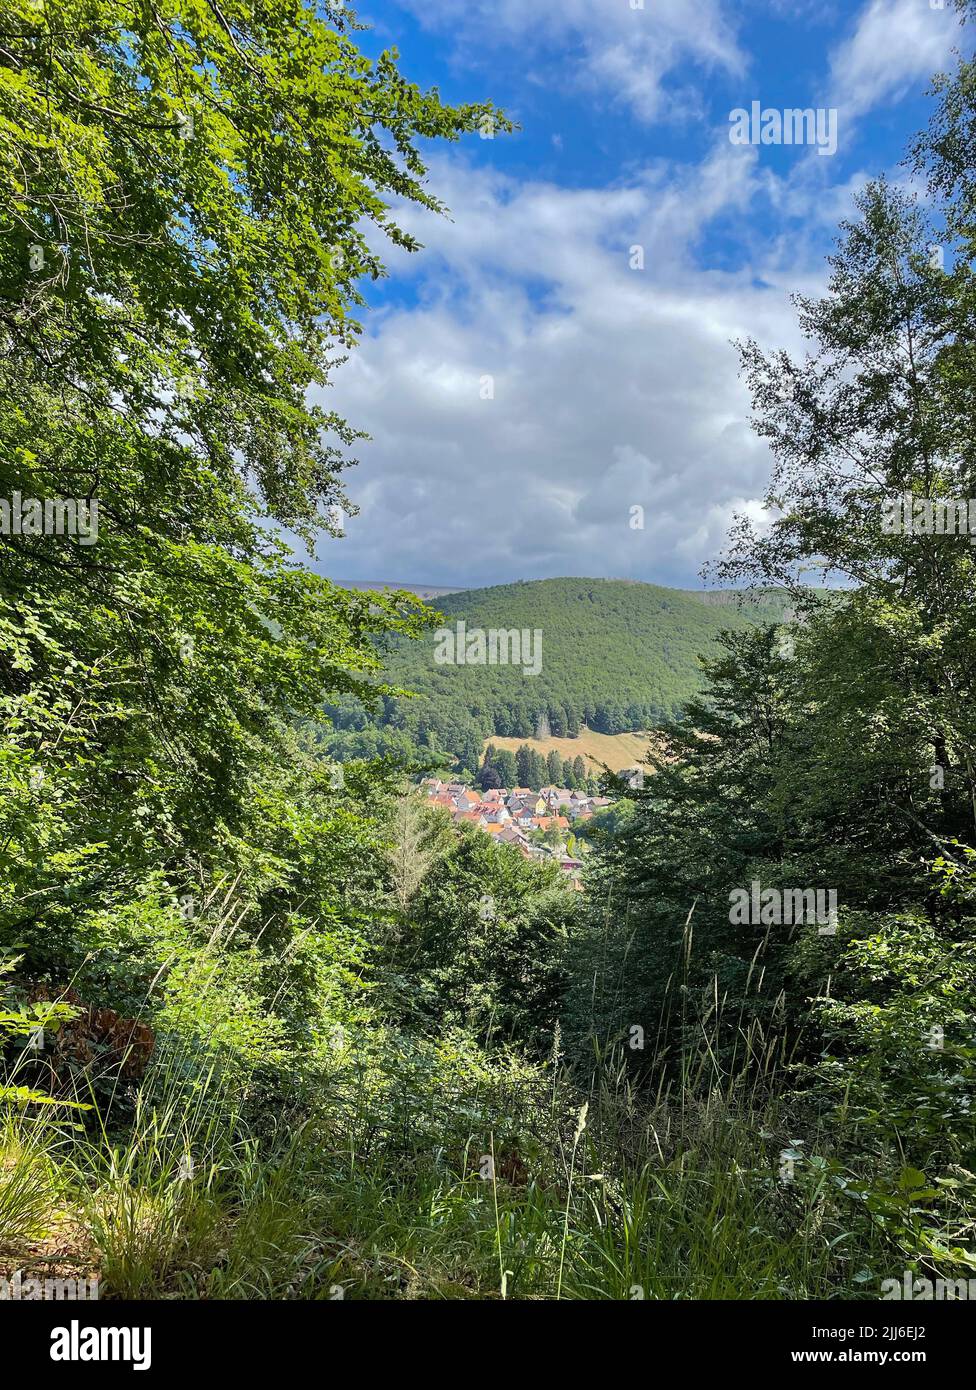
[4, 0, 976, 1321]
[324, 578, 796, 770]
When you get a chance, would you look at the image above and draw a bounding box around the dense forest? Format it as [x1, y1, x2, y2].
[322, 579, 795, 774]
[1, 0, 976, 1313]
[479, 742, 598, 793]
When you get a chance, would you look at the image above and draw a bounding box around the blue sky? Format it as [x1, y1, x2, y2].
[311, 0, 970, 590]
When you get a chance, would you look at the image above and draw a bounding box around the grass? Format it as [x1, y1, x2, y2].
[0, 1059, 907, 1300]
[7, 1047, 892, 1300]
[262, 1064, 887, 1301]
[0, 1111, 60, 1249]
[483, 729, 658, 775]
[0, 923, 948, 1301]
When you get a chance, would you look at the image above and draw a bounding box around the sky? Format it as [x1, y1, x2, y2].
[310, 0, 970, 591]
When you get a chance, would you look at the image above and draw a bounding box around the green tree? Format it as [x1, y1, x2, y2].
[495, 748, 518, 788]
[387, 827, 575, 1050]
[457, 732, 483, 777]
[479, 763, 503, 790]
[573, 627, 795, 1060]
[0, 0, 505, 972]
[527, 750, 547, 791]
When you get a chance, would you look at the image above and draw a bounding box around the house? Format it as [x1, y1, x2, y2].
[413, 778, 613, 866]
[498, 823, 533, 858]
[499, 824, 528, 846]
[506, 788, 544, 806]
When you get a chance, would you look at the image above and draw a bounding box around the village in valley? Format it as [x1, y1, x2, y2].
[418, 777, 632, 887]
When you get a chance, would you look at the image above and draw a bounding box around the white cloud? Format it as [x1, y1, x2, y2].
[314, 149, 823, 588]
[390, 0, 746, 124]
[305, 0, 966, 591]
[829, 0, 960, 119]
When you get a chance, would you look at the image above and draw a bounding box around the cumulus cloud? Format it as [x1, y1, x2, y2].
[829, 0, 961, 119]
[389, 0, 746, 124]
[304, 0, 964, 591]
[313, 148, 821, 589]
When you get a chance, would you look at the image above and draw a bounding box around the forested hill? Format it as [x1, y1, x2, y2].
[323, 578, 796, 770]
